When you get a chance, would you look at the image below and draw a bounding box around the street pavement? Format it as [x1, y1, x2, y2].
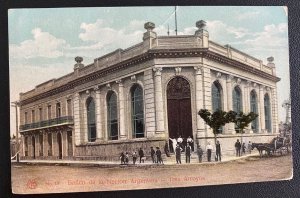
[12, 152, 261, 167]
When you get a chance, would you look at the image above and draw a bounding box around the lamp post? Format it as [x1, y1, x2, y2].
[11, 101, 20, 162]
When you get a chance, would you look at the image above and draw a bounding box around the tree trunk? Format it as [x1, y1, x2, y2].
[213, 128, 217, 146]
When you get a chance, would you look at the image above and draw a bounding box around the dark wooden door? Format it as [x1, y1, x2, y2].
[67, 131, 73, 157]
[57, 133, 62, 159]
[32, 136, 35, 159]
[167, 77, 193, 139]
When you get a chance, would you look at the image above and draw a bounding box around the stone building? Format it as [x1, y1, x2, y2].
[18, 20, 280, 160]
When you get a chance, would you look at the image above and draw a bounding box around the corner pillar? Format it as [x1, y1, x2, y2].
[194, 66, 205, 138]
[153, 67, 165, 134]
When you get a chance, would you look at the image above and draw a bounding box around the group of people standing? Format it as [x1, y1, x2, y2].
[120, 138, 254, 165]
[120, 147, 164, 165]
[234, 139, 253, 157]
[205, 139, 253, 162]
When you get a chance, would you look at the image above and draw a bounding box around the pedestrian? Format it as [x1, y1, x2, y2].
[248, 141, 252, 154]
[242, 142, 246, 155]
[215, 140, 221, 161]
[177, 136, 183, 150]
[196, 145, 203, 163]
[185, 143, 191, 163]
[120, 152, 125, 164]
[175, 144, 182, 164]
[150, 146, 156, 163]
[156, 147, 163, 164]
[164, 141, 170, 157]
[206, 141, 213, 162]
[125, 152, 129, 164]
[169, 137, 177, 153]
[139, 148, 144, 163]
[187, 136, 194, 151]
[235, 139, 241, 157]
[132, 151, 137, 165]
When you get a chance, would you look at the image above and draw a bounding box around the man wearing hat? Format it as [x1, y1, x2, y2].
[175, 144, 182, 164]
[150, 146, 156, 163]
[156, 147, 163, 164]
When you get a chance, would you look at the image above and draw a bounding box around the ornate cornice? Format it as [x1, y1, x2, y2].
[20, 47, 280, 106]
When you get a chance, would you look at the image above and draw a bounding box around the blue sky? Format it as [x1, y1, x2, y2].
[8, 6, 289, 136]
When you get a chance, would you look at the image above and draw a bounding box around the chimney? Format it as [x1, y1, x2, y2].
[195, 20, 209, 48]
[143, 22, 157, 49]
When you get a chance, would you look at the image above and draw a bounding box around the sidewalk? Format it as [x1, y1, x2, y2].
[11, 152, 260, 168]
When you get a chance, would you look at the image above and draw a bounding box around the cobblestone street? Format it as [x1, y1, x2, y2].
[12, 154, 292, 194]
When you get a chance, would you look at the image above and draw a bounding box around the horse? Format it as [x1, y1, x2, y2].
[251, 143, 272, 157]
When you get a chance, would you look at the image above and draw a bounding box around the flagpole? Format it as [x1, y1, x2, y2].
[175, 6, 178, 35]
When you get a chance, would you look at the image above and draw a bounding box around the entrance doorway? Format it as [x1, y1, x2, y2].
[67, 131, 73, 157]
[167, 77, 193, 152]
[32, 136, 35, 159]
[57, 133, 62, 159]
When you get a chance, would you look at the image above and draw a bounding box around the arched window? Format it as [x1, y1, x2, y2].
[131, 84, 144, 138]
[264, 94, 272, 132]
[233, 86, 243, 113]
[107, 92, 118, 140]
[86, 97, 96, 142]
[212, 81, 222, 112]
[250, 90, 259, 132]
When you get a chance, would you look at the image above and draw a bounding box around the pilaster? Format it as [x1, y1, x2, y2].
[73, 93, 81, 145]
[259, 85, 266, 133]
[271, 87, 279, 133]
[94, 87, 103, 141]
[144, 69, 156, 138]
[226, 74, 235, 134]
[194, 66, 205, 138]
[116, 79, 127, 139]
[153, 67, 165, 134]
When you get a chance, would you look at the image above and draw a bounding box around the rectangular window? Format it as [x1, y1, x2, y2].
[31, 110, 35, 123]
[24, 112, 28, 124]
[39, 108, 43, 121]
[56, 103, 61, 118]
[67, 99, 72, 116]
[48, 105, 51, 119]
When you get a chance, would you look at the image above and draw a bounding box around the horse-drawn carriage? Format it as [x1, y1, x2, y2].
[251, 136, 291, 157]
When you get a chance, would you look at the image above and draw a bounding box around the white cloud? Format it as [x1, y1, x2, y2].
[206, 20, 250, 41]
[78, 19, 144, 52]
[10, 28, 67, 59]
[243, 23, 288, 49]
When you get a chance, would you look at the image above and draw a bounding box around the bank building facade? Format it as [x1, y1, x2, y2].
[18, 20, 280, 160]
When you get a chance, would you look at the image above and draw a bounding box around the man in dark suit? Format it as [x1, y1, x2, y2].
[139, 148, 144, 163]
[185, 143, 191, 163]
[235, 139, 241, 157]
[175, 144, 182, 164]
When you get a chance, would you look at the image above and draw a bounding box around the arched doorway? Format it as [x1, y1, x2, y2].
[32, 136, 36, 159]
[167, 76, 193, 151]
[57, 133, 62, 159]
